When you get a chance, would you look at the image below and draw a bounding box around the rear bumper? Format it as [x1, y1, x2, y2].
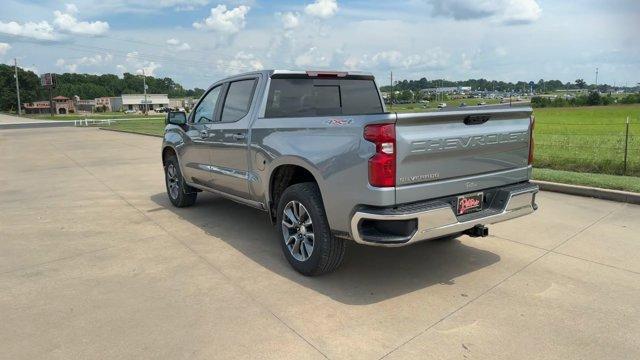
[350, 182, 538, 247]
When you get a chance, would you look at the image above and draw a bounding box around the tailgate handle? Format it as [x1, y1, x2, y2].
[464, 115, 491, 125]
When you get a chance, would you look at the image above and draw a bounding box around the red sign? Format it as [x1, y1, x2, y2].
[41, 73, 56, 87]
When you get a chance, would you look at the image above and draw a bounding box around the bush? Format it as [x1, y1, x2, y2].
[620, 94, 640, 104]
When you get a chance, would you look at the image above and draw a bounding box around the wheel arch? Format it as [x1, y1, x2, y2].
[267, 161, 324, 224]
[161, 145, 177, 165]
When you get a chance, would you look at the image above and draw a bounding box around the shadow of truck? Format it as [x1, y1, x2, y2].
[150, 192, 501, 305]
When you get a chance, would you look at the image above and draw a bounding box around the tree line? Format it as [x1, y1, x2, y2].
[0, 64, 205, 112]
[379, 77, 627, 93]
[531, 92, 640, 108]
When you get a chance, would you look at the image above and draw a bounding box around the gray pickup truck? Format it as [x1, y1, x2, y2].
[162, 70, 538, 275]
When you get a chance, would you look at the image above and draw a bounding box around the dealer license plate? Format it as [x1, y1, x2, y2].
[456, 192, 483, 215]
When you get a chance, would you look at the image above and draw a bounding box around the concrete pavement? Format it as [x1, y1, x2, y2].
[1, 127, 639, 359]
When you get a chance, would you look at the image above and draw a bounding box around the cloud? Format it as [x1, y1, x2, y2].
[295, 47, 330, 67]
[0, 4, 109, 41]
[166, 38, 191, 50]
[65, 3, 79, 14]
[430, 0, 541, 25]
[217, 51, 263, 74]
[53, 5, 109, 36]
[78, 53, 113, 65]
[56, 58, 78, 72]
[0, 21, 57, 41]
[305, 0, 338, 19]
[55, 53, 113, 73]
[125, 51, 161, 76]
[279, 12, 300, 30]
[500, 0, 542, 25]
[0, 43, 10, 56]
[460, 53, 472, 70]
[193, 5, 250, 34]
[345, 49, 450, 71]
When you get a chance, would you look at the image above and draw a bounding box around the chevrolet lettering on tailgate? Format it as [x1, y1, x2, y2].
[410, 131, 529, 153]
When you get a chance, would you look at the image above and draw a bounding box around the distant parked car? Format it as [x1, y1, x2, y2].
[477, 101, 487, 106]
[437, 103, 447, 108]
[459, 102, 467, 107]
[124, 109, 136, 114]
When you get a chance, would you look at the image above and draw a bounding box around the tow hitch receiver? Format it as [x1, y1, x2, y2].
[465, 224, 489, 237]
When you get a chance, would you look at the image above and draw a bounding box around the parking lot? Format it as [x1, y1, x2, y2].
[1, 126, 639, 359]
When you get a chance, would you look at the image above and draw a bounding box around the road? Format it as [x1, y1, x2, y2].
[1, 125, 639, 359]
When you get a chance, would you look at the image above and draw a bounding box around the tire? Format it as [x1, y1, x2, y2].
[276, 182, 345, 276]
[164, 155, 197, 208]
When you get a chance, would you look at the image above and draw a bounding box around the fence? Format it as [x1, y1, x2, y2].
[534, 116, 640, 176]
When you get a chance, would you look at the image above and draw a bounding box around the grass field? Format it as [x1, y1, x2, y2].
[99, 104, 640, 191]
[101, 118, 165, 136]
[534, 105, 640, 176]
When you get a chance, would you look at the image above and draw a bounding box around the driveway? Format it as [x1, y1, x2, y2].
[1, 126, 638, 359]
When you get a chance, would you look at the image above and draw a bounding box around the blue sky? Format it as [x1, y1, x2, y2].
[1, 0, 638, 89]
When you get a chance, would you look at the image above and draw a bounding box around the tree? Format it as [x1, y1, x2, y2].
[575, 79, 587, 89]
[413, 91, 423, 103]
[0, 66, 204, 112]
[0, 64, 42, 112]
[586, 91, 601, 105]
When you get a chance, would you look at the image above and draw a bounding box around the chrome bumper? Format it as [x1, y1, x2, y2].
[350, 183, 538, 247]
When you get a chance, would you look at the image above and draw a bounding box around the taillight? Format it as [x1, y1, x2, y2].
[528, 115, 535, 165]
[364, 123, 396, 187]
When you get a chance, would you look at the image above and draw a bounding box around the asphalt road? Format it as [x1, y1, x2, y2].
[1, 126, 639, 359]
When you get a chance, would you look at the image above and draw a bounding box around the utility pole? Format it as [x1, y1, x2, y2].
[142, 69, 148, 115]
[14, 58, 21, 116]
[390, 71, 393, 108]
[595, 67, 599, 87]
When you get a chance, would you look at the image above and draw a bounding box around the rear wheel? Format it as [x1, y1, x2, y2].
[164, 155, 197, 207]
[277, 182, 345, 276]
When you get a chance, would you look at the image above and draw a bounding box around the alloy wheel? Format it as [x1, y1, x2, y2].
[166, 163, 180, 200]
[281, 200, 315, 261]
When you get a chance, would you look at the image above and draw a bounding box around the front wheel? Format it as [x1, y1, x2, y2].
[277, 183, 345, 276]
[164, 155, 197, 207]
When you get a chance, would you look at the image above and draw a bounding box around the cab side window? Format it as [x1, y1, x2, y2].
[192, 86, 222, 123]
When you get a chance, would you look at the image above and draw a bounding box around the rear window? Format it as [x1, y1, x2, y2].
[265, 78, 383, 118]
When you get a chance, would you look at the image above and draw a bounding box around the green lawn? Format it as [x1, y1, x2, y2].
[100, 118, 165, 136]
[534, 105, 640, 176]
[533, 168, 640, 193]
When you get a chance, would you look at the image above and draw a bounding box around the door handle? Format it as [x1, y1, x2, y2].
[232, 133, 246, 141]
[200, 130, 208, 138]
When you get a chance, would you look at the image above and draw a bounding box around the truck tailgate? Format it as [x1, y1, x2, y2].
[395, 107, 533, 204]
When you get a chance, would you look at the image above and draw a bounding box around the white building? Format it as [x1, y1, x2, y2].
[120, 94, 169, 112]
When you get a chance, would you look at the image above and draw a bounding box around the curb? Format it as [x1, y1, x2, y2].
[98, 127, 163, 138]
[532, 180, 640, 205]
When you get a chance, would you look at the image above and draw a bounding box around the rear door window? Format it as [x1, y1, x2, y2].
[265, 78, 383, 118]
[221, 79, 257, 122]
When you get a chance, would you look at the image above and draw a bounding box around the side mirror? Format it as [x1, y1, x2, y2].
[166, 111, 187, 126]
